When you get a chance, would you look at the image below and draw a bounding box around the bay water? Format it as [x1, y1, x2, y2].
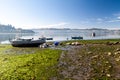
[1, 29, 120, 44]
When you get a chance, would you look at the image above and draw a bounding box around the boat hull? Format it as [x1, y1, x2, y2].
[10, 38, 46, 47]
[11, 43, 44, 47]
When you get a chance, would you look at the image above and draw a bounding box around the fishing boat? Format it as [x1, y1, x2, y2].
[10, 38, 46, 47]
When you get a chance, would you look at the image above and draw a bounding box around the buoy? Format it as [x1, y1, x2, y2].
[92, 32, 96, 37]
[54, 42, 59, 46]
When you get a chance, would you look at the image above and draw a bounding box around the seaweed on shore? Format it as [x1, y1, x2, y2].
[57, 44, 120, 79]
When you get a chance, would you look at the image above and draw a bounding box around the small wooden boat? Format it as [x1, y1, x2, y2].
[46, 38, 53, 40]
[10, 38, 46, 47]
[71, 36, 83, 40]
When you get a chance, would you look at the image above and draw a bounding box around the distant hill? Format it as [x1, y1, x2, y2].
[0, 24, 34, 33]
[33, 28, 110, 31]
[33, 28, 71, 30]
[88, 28, 108, 30]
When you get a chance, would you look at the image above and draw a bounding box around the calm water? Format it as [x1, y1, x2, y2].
[33, 29, 120, 40]
[1, 29, 120, 44]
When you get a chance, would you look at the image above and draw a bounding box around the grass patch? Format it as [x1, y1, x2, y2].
[62, 39, 120, 44]
[0, 45, 62, 80]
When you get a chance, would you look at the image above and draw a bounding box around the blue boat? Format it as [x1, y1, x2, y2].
[71, 36, 83, 40]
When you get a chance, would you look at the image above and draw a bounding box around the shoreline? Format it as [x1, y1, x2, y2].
[0, 39, 120, 79]
[1, 38, 120, 44]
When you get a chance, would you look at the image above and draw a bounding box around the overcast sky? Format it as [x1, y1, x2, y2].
[0, 0, 120, 29]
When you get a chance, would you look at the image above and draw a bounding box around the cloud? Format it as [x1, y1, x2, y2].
[107, 13, 120, 22]
[47, 22, 68, 27]
[80, 21, 89, 24]
[96, 18, 104, 23]
[78, 12, 120, 29]
[97, 18, 103, 21]
[113, 13, 120, 16]
[117, 16, 120, 19]
[114, 12, 120, 19]
[106, 12, 120, 22]
[107, 19, 120, 22]
[39, 22, 69, 28]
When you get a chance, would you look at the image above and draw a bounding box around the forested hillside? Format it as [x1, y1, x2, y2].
[0, 24, 34, 33]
